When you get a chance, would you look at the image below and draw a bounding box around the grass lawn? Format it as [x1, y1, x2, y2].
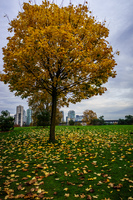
[0, 125, 133, 200]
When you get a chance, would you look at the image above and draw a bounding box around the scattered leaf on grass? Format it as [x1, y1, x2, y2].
[64, 193, 69, 197]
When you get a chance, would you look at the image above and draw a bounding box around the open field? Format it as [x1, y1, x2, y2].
[0, 125, 133, 200]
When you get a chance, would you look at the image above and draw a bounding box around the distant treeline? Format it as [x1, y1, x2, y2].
[62, 115, 133, 126]
[118, 115, 133, 125]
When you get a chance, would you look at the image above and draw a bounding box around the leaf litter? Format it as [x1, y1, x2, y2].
[0, 126, 133, 199]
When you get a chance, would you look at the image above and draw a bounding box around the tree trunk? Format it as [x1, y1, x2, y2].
[49, 88, 57, 142]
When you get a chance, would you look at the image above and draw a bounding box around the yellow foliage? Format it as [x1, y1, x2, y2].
[0, 1, 119, 141]
[1, 1, 118, 99]
[82, 110, 97, 125]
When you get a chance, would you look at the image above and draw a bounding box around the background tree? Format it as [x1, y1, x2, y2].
[98, 115, 105, 125]
[92, 115, 105, 125]
[92, 118, 99, 125]
[69, 119, 75, 125]
[118, 118, 125, 125]
[28, 91, 51, 125]
[118, 115, 133, 125]
[125, 115, 133, 125]
[36, 110, 50, 127]
[0, 110, 14, 131]
[55, 110, 63, 125]
[28, 91, 62, 126]
[0, 1, 118, 142]
[82, 110, 97, 125]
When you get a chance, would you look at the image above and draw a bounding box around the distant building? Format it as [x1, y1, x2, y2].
[26, 109, 32, 125]
[15, 105, 25, 127]
[66, 116, 68, 123]
[75, 115, 83, 122]
[23, 109, 26, 125]
[67, 110, 75, 123]
[60, 111, 64, 122]
[14, 114, 16, 123]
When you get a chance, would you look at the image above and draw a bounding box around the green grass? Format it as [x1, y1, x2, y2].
[0, 125, 133, 200]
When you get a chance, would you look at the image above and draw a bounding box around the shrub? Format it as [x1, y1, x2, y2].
[0, 110, 14, 131]
[69, 119, 75, 125]
[36, 110, 50, 127]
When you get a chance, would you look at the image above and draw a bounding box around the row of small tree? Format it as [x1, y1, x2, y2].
[82, 112, 133, 126]
[1, 109, 133, 132]
[118, 115, 133, 125]
[32, 108, 104, 126]
[82, 110, 105, 125]
[0, 109, 104, 131]
[69, 110, 105, 126]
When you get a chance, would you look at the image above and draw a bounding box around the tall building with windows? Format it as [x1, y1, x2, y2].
[15, 105, 25, 127]
[68, 110, 75, 121]
[26, 109, 32, 125]
[60, 111, 64, 122]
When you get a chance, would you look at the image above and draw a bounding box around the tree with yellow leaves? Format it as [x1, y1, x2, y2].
[82, 109, 97, 125]
[0, 1, 119, 142]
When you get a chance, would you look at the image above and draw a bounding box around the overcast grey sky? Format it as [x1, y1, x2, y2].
[0, 0, 133, 120]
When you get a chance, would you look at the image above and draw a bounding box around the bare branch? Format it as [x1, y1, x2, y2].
[4, 14, 10, 23]
[60, 0, 64, 7]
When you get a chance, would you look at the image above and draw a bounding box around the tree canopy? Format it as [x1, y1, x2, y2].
[82, 110, 97, 125]
[0, 1, 118, 141]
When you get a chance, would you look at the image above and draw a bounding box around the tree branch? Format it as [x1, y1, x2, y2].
[23, 64, 52, 94]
